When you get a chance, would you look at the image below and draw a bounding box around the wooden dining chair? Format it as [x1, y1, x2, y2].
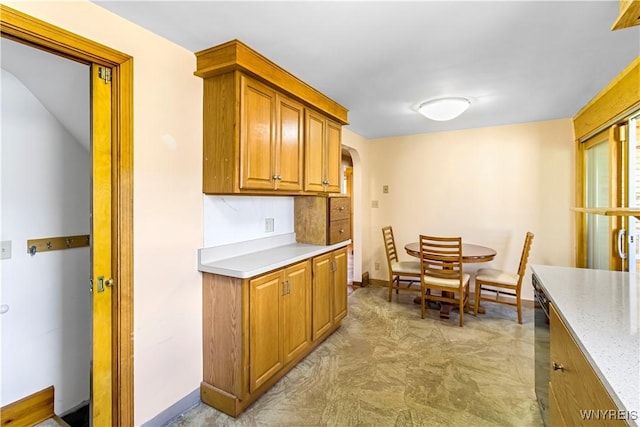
[419, 235, 470, 327]
[473, 232, 534, 324]
[382, 226, 421, 302]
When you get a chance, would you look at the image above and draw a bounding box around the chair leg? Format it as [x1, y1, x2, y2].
[474, 281, 481, 316]
[421, 288, 425, 319]
[459, 296, 464, 327]
[388, 277, 393, 302]
[517, 295, 522, 324]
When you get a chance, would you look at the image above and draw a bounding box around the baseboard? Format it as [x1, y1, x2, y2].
[369, 278, 387, 287]
[140, 388, 200, 427]
[1, 386, 54, 427]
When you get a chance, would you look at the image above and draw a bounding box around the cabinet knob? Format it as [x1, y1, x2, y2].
[552, 362, 565, 372]
[338, 206, 345, 211]
[339, 228, 345, 234]
[322, 180, 329, 185]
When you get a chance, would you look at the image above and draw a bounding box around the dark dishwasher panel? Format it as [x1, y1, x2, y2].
[533, 273, 550, 427]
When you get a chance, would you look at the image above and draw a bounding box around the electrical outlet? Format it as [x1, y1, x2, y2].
[383, 185, 389, 194]
[372, 200, 379, 208]
[265, 218, 275, 233]
[1, 241, 11, 260]
[375, 261, 380, 270]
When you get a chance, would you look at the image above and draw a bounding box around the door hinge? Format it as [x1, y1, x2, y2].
[618, 124, 627, 143]
[98, 67, 112, 83]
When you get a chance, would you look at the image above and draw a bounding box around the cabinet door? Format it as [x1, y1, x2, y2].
[282, 261, 311, 364]
[325, 120, 342, 193]
[240, 76, 276, 190]
[549, 305, 624, 426]
[332, 248, 348, 323]
[276, 95, 304, 191]
[305, 110, 327, 192]
[249, 270, 283, 392]
[312, 253, 333, 340]
[549, 382, 567, 427]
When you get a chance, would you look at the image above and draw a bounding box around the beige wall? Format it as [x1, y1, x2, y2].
[3, 1, 577, 422]
[364, 119, 576, 301]
[4, 1, 204, 424]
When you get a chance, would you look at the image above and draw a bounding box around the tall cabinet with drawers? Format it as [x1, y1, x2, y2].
[294, 195, 352, 245]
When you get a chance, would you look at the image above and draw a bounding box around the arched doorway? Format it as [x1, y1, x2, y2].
[342, 148, 354, 287]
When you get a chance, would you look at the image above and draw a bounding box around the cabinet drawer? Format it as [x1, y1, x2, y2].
[328, 219, 350, 244]
[329, 197, 350, 221]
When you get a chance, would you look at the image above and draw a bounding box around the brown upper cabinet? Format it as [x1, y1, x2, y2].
[611, 0, 640, 30]
[240, 75, 304, 192]
[305, 110, 342, 193]
[195, 40, 349, 195]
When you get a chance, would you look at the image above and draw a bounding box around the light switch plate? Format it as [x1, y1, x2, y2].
[372, 200, 379, 208]
[1, 240, 11, 260]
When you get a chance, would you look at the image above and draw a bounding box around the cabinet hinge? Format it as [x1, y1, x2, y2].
[98, 67, 112, 83]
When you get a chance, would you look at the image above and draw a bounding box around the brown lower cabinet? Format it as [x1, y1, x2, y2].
[201, 247, 348, 417]
[311, 248, 348, 339]
[549, 304, 625, 426]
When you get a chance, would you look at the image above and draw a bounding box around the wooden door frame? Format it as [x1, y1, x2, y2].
[0, 5, 134, 425]
[575, 128, 624, 269]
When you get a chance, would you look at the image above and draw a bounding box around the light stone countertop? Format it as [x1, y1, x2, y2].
[198, 233, 351, 279]
[531, 264, 639, 422]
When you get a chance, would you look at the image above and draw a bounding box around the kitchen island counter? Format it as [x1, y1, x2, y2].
[532, 264, 639, 424]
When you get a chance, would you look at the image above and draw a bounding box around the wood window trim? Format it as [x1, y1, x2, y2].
[573, 54, 640, 269]
[573, 56, 640, 142]
[0, 5, 134, 426]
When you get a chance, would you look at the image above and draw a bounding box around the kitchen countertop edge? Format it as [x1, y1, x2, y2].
[198, 240, 351, 279]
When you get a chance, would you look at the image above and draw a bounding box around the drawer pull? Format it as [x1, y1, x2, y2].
[339, 206, 345, 211]
[339, 228, 345, 234]
[552, 362, 565, 372]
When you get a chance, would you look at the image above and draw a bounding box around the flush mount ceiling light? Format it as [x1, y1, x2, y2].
[418, 97, 471, 121]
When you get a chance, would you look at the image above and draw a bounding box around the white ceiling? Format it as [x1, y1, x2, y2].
[92, 0, 640, 139]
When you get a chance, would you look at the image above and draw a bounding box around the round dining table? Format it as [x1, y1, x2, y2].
[404, 242, 497, 318]
[404, 242, 496, 263]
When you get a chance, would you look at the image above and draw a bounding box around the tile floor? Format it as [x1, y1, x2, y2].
[168, 284, 544, 427]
